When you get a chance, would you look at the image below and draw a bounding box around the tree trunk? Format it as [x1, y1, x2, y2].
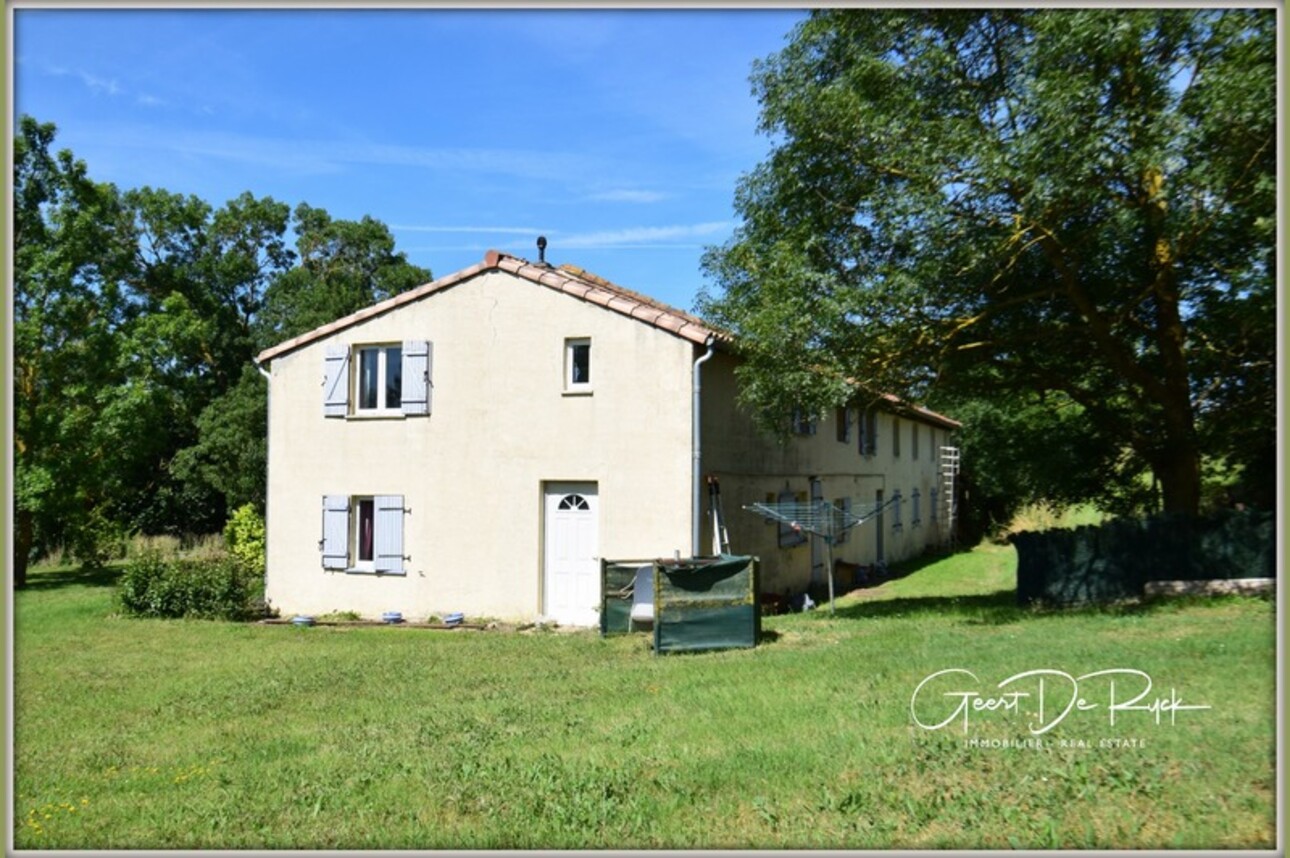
[1154, 443, 1202, 517]
[15, 508, 32, 589]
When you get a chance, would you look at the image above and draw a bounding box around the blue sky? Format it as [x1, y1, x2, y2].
[13, 7, 808, 313]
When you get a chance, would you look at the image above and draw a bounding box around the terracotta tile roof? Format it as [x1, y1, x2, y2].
[256, 249, 725, 364]
[252, 248, 959, 429]
[876, 392, 962, 430]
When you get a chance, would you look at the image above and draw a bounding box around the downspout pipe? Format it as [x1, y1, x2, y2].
[692, 336, 716, 557]
[253, 356, 272, 596]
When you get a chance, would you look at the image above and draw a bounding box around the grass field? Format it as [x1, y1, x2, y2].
[12, 543, 1278, 849]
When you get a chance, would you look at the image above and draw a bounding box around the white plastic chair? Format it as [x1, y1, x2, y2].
[629, 564, 655, 630]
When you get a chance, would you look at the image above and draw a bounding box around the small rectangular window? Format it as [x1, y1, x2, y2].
[892, 416, 901, 457]
[565, 338, 592, 392]
[912, 422, 920, 460]
[836, 407, 851, 444]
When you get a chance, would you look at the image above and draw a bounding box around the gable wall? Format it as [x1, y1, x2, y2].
[264, 269, 696, 620]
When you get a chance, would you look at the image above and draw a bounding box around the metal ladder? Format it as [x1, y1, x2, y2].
[939, 446, 960, 548]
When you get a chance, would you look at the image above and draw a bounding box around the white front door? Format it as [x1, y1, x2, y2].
[543, 482, 600, 626]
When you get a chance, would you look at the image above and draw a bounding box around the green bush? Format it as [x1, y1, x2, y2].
[223, 504, 266, 572]
[118, 550, 264, 620]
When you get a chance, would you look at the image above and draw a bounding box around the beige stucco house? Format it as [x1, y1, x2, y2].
[255, 249, 960, 625]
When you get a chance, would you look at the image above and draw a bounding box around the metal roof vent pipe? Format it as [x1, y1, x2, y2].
[536, 235, 552, 267]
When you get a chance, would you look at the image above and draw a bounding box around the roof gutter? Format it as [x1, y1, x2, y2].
[692, 336, 717, 557]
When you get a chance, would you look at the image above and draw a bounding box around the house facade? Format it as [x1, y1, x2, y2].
[255, 249, 958, 624]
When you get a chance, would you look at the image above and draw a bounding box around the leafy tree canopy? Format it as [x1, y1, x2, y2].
[700, 8, 1276, 517]
[13, 116, 431, 583]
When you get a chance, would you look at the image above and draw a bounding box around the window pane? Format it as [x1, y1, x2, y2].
[571, 342, 590, 385]
[385, 346, 402, 409]
[357, 498, 375, 562]
[359, 349, 379, 410]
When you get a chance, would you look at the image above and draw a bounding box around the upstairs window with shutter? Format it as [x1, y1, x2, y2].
[323, 340, 432, 418]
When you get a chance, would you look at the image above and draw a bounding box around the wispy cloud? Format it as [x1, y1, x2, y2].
[390, 225, 551, 236]
[38, 62, 122, 97]
[586, 189, 668, 204]
[558, 222, 732, 249]
[84, 125, 614, 183]
[392, 221, 733, 254]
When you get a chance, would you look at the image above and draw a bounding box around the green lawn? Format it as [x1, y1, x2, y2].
[13, 544, 1277, 849]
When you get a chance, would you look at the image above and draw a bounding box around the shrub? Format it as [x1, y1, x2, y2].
[71, 509, 127, 570]
[223, 504, 266, 573]
[118, 550, 264, 621]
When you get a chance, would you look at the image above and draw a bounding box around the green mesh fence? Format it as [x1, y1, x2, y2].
[654, 555, 760, 654]
[600, 560, 649, 636]
[600, 555, 761, 653]
[1012, 509, 1275, 606]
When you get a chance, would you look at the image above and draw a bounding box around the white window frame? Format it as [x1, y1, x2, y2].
[354, 344, 404, 416]
[564, 337, 592, 394]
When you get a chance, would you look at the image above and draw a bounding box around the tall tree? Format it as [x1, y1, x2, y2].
[14, 116, 431, 582]
[14, 117, 137, 582]
[175, 203, 431, 516]
[253, 203, 430, 351]
[700, 9, 1276, 516]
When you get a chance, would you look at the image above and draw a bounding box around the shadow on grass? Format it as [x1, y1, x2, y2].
[826, 587, 1272, 627]
[19, 564, 123, 591]
[832, 590, 1023, 625]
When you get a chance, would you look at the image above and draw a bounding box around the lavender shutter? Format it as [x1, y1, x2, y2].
[321, 495, 350, 569]
[400, 341, 432, 416]
[373, 495, 406, 573]
[323, 345, 351, 417]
